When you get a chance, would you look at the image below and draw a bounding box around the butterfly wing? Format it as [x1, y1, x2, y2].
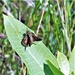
[28, 32, 41, 46]
[28, 33, 34, 46]
[32, 33, 42, 41]
[21, 35, 29, 46]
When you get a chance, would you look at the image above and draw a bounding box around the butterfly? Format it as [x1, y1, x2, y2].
[21, 31, 41, 48]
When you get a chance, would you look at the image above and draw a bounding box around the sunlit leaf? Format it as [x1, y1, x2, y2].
[3, 15, 59, 75]
[69, 46, 75, 74]
[57, 52, 70, 75]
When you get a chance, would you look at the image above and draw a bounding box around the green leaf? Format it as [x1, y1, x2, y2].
[3, 15, 59, 75]
[57, 52, 70, 75]
[69, 46, 75, 74]
[44, 64, 54, 75]
[46, 60, 64, 75]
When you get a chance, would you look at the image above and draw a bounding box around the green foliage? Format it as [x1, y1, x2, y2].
[3, 15, 59, 75]
[0, 0, 75, 75]
[46, 60, 64, 75]
[47, 46, 75, 75]
[57, 52, 69, 75]
[69, 46, 75, 74]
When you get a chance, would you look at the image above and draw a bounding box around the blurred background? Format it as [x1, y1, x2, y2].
[0, 0, 75, 75]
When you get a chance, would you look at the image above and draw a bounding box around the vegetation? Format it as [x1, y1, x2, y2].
[0, 0, 75, 75]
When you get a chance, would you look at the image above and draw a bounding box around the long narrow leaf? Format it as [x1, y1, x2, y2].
[46, 60, 64, 75]
[4, 15, 59, 75]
